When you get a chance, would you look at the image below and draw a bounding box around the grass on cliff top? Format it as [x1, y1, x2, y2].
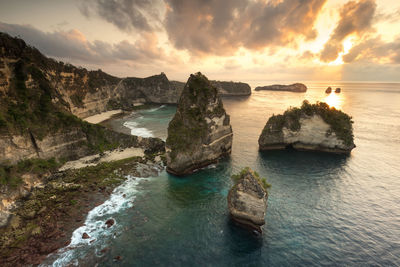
[231, 167, 271, 191]
[0, 158, 62, 188]
[263, 100, 354, 146]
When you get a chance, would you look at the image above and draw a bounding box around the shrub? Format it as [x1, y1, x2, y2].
[231, 167, 271, 191]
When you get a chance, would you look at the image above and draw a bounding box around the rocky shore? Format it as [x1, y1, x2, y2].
[0, 151, 165, 266]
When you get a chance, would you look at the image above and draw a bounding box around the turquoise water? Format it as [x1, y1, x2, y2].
[45, 83, 400, 266]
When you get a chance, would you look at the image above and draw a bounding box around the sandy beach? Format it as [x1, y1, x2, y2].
[59, 147, 145, 171]
[83, 110, 123, 124]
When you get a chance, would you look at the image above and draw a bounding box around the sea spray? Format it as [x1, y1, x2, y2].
[44, 176, 149, 266]
[123, 121, 154, 138]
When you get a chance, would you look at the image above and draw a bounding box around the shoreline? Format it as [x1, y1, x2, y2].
[0, 152, 165, 266]
[83, 110, 124, 124]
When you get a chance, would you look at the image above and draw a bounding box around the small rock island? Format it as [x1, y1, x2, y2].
[258, 101, 355, 154]
[228, 167, 269, 233]
[326, 87, 332, 93]
[166, 72, 233, 176]
[255, 83, 307, 92]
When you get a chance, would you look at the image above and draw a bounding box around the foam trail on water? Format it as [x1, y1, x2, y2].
[147, 105, 166, 112]
[123, 121, 153, 138]
[44, 176, 146, 267]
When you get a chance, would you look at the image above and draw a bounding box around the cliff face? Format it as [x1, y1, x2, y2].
[258, 101, 355, 153]
[166, 72, 233, 175]
[255, 83, 307, 92]
[210, 81, 251, 96]
[0, 32, 166, 164]
[171, 80, 251, 97]
[228, 168, 268, 233]
[0, 33, 183, 122]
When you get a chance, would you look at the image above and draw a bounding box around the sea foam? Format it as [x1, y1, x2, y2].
[123, 121, 154, 138]
[44, 176, 145, 266]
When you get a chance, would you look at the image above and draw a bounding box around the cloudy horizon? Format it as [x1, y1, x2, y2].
[1, 0, 400, 82]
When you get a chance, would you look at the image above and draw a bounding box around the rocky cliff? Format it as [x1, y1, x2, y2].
[0, 32, 183, 120]
[255, 83, 307, 92]
[166, 72, 233, 175]
[258, 101, 355, 153]
[228, 167, 269, 233]
[210, 80, 251, 96]
[171, 80, 251, 97]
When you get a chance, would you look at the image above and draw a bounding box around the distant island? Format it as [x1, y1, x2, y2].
[171, 80, 251, 96]
[255, 83, 307, 92]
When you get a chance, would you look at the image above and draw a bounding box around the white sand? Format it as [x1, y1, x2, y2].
[59, 147, 145, 171]
[83, 110, 123, 124]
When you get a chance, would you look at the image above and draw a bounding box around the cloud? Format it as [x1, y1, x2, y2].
[343, 36, 400, 64]
[164, 0, 326, 56]
[320, 0, 377, 62]
[0, 22, 171, 66]
[79, 0, 326, 56]
[78, 0, 163, 32]
[223, 59, 241, 70]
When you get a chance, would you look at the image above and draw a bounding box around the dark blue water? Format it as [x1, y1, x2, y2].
[45, 83, 400, 266]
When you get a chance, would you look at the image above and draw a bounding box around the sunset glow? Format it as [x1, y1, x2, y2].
[0, 0, 399, 82]
[324, 91, 343, 109]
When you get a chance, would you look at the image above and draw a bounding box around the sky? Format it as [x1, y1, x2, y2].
[0, 0, 400, 82]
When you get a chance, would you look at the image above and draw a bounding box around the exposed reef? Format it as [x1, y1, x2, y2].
[258, 101, 355, 154]
[228, 167, 269, 233]
[255, 83, 307, 92]
[166, 72, 233, 176]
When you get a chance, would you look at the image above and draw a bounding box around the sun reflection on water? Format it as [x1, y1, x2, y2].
[324, 92, 343, 109]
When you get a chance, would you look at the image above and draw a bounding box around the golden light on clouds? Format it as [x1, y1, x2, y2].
[327, 37, 354, 66]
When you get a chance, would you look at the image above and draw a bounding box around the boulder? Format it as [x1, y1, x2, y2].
[166, 72, 233, 175]
[255, 83, 307, 92]
[82, 232, 90, 239]
[258, 101, 355, 153]
[105, 218, 115, 228]
[325, 87, 332, 93]
[228, 168, 269, 232]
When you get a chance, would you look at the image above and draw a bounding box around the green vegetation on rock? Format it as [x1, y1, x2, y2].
[231, 167, 271, 191]
[262, 100, 354, 146]
[0, 158, 61, 187]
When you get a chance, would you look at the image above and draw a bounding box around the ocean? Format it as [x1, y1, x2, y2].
[43, 82, 400, 266]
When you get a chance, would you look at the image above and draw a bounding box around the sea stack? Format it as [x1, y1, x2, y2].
[326, 87, 332, 93]
[228, 167, 269, 233]
[258, 101, 355, 154]
[166, 72, 233, 175]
